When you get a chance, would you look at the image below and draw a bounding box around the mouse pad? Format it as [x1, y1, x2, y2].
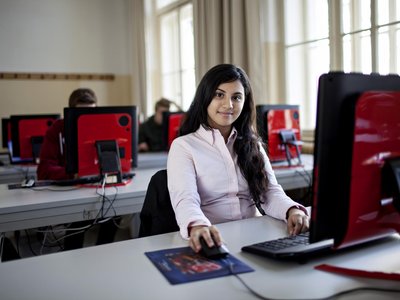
[145, 246, 254, 285]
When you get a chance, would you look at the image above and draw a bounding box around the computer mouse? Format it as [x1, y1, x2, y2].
[199, 236, 229, 259]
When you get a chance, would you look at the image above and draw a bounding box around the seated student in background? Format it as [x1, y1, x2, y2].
[139, 98, 181, 152]
[37, 88, 118, 250]
[167, 64, 309, 253]
[37, 88, 96, 180]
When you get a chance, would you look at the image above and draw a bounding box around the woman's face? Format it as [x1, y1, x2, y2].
[207, 80, 245, 137]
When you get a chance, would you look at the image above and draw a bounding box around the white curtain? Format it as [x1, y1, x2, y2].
[193, 0, 267, 102]
[131, 0, 147, 115]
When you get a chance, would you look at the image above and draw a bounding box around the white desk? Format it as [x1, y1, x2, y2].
[0, 155, 313, 234]
[0, 216, 398, 300]
[0, 152, 169, 185]
[0, 167, 159, 233]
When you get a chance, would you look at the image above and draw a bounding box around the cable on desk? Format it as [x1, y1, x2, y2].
[221, 258, 400, 300]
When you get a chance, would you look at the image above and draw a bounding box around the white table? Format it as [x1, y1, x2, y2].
[0, 152, 169, 185]
[0, 167, 159, 233]
[0, 155, 313, 234]
[0, 215, 398, 300]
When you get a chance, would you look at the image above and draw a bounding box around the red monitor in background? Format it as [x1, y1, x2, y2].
[8, 114, 60, 164]
[256, 105, 302, 166]
[310, 72, 400, 250]
[162, 112, 184, 150]
[64, 106, 138, 183]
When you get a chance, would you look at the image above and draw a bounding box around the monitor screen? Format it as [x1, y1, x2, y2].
[64, 106, 138, 180]
[9, 114, 60, 163]
[162, 111, 185, 150]
[310, 72, 400, 249]
[256, 105, 302, 164]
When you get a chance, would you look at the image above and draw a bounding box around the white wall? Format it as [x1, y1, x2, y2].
[0, 0, 131, 74]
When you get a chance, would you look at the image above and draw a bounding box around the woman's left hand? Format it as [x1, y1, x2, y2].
[287, 208, 309, 236]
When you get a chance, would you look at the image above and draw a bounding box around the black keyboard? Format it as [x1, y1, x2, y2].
[247, 232, 310, 251]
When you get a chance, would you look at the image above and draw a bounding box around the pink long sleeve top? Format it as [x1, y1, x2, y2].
[167, 125, 305, 239]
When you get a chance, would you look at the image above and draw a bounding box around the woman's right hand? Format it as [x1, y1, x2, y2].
[188, 225, 222, 253]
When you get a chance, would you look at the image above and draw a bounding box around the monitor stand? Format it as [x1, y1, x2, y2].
[279, 129, 303, 167]
[95, 140, 122, 184]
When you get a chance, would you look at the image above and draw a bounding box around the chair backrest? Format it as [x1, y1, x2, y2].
[138, 169, 179, 237]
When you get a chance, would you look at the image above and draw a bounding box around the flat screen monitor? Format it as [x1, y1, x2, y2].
[1, 118, 10, 149]
[256, 105, 302, 165]
[162, 112, 184, 150]
[64, 106, 138, 182]
[310, 72, 400, 249]
[8, 114, 60, 164]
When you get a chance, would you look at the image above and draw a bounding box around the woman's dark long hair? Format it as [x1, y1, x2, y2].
[180, 64, 268, 211]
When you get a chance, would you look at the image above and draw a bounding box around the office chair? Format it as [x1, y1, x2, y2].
[138, 169, 179, 237]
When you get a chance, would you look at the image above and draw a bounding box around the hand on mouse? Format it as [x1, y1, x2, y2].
[188, 225, 222, 253]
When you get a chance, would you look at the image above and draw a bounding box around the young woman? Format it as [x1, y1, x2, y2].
[167, 64, 309, 253]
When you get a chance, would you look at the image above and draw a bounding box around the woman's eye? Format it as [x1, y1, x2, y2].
[215, 92, 224, 99]
[232, 95, 242, 102]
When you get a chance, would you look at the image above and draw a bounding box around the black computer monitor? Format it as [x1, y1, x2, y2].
[310, 72, 400, 249]
[162, 111, 185, 150]
[8, 114, 60, 164]
[64, 106, 138, 183]
[1, 118, 10, 149]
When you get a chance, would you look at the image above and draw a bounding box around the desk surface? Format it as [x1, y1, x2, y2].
[0, 216, 399, 300]
[0, 152, 169, 184]
[0, 155, 313, 233]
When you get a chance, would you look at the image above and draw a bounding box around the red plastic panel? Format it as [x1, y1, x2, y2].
[266, 109, 301, 161]
[338, 91, 400, 248]
[77, 113, 132, 177]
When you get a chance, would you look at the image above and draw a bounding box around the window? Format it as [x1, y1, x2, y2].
[284, 0, 330, 130]
[283, 0, 400, 130]
[148, 0, 195, 114]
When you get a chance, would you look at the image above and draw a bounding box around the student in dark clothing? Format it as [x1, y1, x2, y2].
[37, 88, 118, 250]
[139, 98, 180, 152]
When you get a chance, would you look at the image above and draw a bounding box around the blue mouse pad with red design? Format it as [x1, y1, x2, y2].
[145, 246, 254, 285]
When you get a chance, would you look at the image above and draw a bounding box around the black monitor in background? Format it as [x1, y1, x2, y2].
[8, 114, 60, 164]
[256, 104, 302, 166]
[310, 72, 400, 249]
[64, 106, 138, 183]
[162, 111, 185, 150]
[1, 118, 10, 149]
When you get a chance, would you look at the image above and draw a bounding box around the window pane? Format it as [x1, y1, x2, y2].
[156, 0, 177, 10]
[342, 0, 371, 33]
[179, 4, 194, 70]
[377, 0, 390, 25]
[342, 0, 351, 33]
[284, 0, 304, 44]
[307, 40, 330, 129]
[342, 32, 371, 73]
[360, 32, 372, 73]
[306, 0, 329, 40]
[397, 26, 400, 73]
[179, 4, 195, 109]
[162, 72, 180, 103]
[286, 40, 329, 130]
[378, 27, 390, 74]
[359, 0, 371, 30]
[160, 11, 179, 74]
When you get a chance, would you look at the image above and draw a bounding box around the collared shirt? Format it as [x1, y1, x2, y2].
[167, 125, 304, 239]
